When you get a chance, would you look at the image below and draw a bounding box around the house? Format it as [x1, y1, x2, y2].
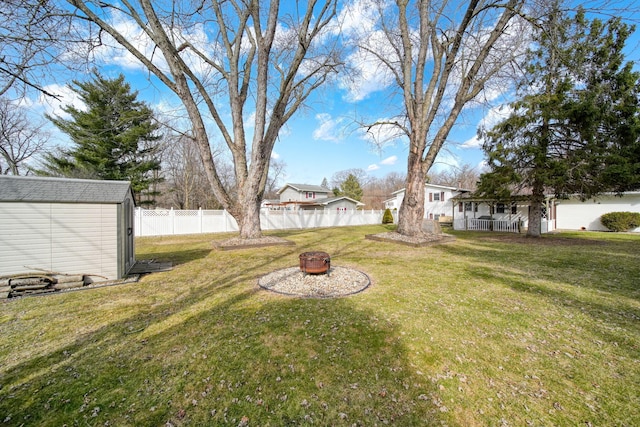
[450, 191, 640, 233]
[0, 176, 136, 281]
[385, 183, 467, 222]
[271, 183, 364, 211]
[450, 192, 556, 233]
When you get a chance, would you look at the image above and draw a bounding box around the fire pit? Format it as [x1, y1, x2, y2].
[299, 251, 331, 275]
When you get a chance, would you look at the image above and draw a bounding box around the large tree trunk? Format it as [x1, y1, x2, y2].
[237, 199, 262, 239]
[397, 153, 427, 236]
[527, 182, 545, 238]
[235, 175, 265, 239]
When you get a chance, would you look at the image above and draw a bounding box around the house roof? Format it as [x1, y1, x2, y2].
[316, 196, 365, 206]
[277, 183, 331, 194]
[0, 176, 133, 204]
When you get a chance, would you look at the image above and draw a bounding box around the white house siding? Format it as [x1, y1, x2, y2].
[391, 184, 460, 220]
[424, 189, 456, 220]
[279, 187, 303, 202]
[279, 187, 330, 203]
[0, 202, 120, 279]
[555, 194, 640, 232]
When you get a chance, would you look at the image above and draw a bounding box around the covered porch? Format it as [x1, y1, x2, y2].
[451, 195, 556, 234]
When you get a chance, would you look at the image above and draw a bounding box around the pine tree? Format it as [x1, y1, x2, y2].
[339, 174, 364, 201]
[478, 5, 640, 236]
[40, 72, 162, 205]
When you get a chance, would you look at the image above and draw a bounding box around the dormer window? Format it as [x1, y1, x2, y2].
[305, 191, 315, 199]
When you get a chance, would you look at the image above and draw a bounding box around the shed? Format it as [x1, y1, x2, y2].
[0, 176, 136, 281]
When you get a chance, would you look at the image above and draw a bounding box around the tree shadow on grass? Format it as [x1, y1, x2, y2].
[441, 232, 640, 300]
[438, 238, 640, 360]
[0, 263, 441, 426]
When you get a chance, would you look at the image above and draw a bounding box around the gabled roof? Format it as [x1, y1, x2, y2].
[0, 176, 133, 204]
[316, 196, 365, 206]
[277, 183, 331, 194]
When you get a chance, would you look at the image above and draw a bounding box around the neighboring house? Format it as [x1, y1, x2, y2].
[386, 183, 467, 222]
[383, 196, 400, 211]
[271, 183, 364, 211]
[0, 176, 136, 281]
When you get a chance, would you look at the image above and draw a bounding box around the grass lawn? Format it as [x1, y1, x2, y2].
[1, 225, 639, 426]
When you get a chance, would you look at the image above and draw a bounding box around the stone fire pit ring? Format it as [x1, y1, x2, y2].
[258, 265, 371, 298]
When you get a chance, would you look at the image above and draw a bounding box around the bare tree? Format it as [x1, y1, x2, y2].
[66, 0, 342, 239]
[330, 168, 370, 192]
[0, 0, 88, 98]
[351, 0, 528, 237]
[160, 134, 222, 210]
[362, 171, 406, 209]
[428, 164, 480, 190]
[0, 98, 49, 175]
[264, 158, 287, 200]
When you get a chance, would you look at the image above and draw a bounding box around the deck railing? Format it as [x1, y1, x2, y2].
[454, 217, 521, 233]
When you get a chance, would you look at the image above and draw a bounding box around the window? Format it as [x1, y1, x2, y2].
[433, 192, 440, 201]
[511, 204, 517, 214]
[465, 202, 473, 212]
[496, 203, 506, 214]
[305, 191, 315, 199]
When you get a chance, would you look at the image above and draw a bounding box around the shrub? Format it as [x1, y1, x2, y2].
[600, 211, 640, 232]
[382, 208, 394, 224]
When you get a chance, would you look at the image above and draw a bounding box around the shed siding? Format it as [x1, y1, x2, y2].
[555, 195, 640, 232]
[0, 203, 53, 272]
[0, 202, 120, 279]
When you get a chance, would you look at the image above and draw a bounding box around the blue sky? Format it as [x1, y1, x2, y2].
[23, 0, 640, 188]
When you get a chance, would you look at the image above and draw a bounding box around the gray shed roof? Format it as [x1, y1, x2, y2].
[0, 176, 133, 204]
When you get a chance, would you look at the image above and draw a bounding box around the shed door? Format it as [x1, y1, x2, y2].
[124, 198, 135, 271]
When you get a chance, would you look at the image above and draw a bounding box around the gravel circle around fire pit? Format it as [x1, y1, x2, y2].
[258, 266, 371, 298]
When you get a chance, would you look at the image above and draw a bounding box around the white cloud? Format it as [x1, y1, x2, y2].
[313, 113, 345, 141]
[380, 155, 397, 165]
[35, 83, 85, 119]
[330, 0, 382, 38]
[367, 163, 380, 171]
[430, 151, 460, 174]
[339, 29, 397, 102]
[271, 151, 281, 160]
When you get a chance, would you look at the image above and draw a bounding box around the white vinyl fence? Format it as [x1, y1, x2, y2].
[135, 208, 392, 237]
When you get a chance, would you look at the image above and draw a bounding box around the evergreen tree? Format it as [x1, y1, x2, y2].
[339, 173, 364, 201]
[478, 5, 640, 237]
[40, 72, 162, 205]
